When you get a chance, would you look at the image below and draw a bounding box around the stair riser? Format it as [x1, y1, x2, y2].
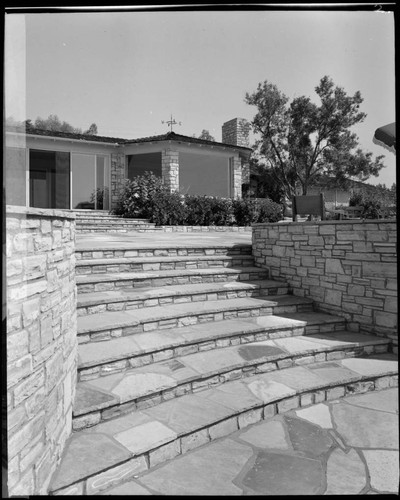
[77, 228, 159, 234]
[78, 308, 342, 348]
[77, 270, 270, 293]
[78, 305, 276, 343]
[76, 219, 150, 224]
[73, 343, 392, 431]
[77, 287, 291, 316]
[76, 258, 256, 275]
[78, 320, 355, 382]
[75, 246, 253, 260]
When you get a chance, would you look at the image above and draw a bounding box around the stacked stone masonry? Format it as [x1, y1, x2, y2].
[222, 118, 251, 148]
[252, 220, 397, 351]
[162, 149, 180, 193]
[6, 206, 77, 496]
[110, 153, 126, 209]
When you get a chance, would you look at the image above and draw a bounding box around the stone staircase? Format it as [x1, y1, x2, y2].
[73, 209, 161, 233]
[49, 234, 398, 495]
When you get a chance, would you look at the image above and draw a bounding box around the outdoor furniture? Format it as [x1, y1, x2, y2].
[330, 205, 363, 220]
[292, 193, 326, 221]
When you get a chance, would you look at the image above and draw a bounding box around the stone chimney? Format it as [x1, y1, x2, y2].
[222, 118, 250, 148]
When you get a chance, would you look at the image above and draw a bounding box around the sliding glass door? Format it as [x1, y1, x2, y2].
[71, 153, 110, 210]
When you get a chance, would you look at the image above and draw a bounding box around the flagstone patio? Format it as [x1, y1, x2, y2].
[98, 388, 399, 495]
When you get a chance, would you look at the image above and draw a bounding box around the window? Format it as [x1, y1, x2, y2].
[29, 150, 70, 209]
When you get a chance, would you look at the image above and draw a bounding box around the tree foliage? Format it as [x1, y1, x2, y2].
[6, 114, 98, 135]
[198, 129, 215, 141]
[245, 76, 386, 197]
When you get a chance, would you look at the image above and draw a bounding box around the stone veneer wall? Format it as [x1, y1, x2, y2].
[232, 156, 243, 199]
[162, 149, 180, 193]
[110, 153, 126, 210]
[6, 206, 77, 496]
[222, 118, 250, 147]
[252, 220, 397, 351]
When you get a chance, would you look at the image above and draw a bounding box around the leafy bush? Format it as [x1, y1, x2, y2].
[185, 196, 235, 226]
[113, 172, 283, 225]
[113, 172, 164, 219]
[151, 191, 188, 225]
[233, 198, 282, 225]
[349, 187, 397, 219]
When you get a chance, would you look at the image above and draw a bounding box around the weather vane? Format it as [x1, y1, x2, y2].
[162, 114, 182, 132]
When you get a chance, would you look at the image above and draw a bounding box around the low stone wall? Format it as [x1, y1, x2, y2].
[6, 206, 77, 496]
[159, 225, 252, 232]
[252, 220, 397, 350]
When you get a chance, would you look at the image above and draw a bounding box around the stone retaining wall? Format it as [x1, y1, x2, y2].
[6, 206, 77, 496]
[252, 220, 397, 351]
[159, 225, 252, 232]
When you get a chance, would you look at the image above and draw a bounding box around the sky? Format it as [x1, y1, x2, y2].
[5, 6, 396, 187]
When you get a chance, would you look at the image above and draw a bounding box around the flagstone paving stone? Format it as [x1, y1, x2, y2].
[50, 433, 131, 491]
[330, 402, 399, 449]
[138, 439, 253, 496]
[325, 448, 367, 495]
[238, 419, 291, 450]
[294, 403, 333, 428]
[284, 415, 333, 456]
[113, 421, 178, 454]
[341, 353, 398, 376]
[361, 450, 399, 493]
[306, 361, 360, 384]
[196, 381, 265, 412]
[241, 450, 324, 495]
[344, 389, 399, 414]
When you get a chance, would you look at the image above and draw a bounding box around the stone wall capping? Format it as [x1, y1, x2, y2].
[252, 218, 397, 227]
[6, 205, 76, 220]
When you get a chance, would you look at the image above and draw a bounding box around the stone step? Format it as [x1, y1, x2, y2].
[76, 218, 151, 224]
[77, 280, 291, 315]
[75, 255, 257, 275]
[76, 266, 270, 293]
[49, 353, 398, 495]
[74, 332, 392, 427]
[76, 226, 163, 234]
[75, 244, 252, 260]
[77, 303, 322, 379]
[77, 296, 318, 343]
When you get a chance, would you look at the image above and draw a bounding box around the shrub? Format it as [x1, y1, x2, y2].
[184, 196, 235, 226]
[349, 188, 397, 219]
[113, 173, 283, 226]
[233, 198, 282, 225]
[112, 172, 164, 219]
[151, 191, 188, 225]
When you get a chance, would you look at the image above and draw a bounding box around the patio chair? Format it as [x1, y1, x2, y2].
[292, 193, 326, 221]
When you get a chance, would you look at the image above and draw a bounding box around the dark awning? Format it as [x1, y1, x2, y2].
[373, 122, 396, 154]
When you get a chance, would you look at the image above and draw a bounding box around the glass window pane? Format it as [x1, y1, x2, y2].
[54, 151, 70, 209]
[6, 147, 26, 206]
[127, 153, 162, 179]
[72, 154, 96, 209]
[96, 155, 110, 210]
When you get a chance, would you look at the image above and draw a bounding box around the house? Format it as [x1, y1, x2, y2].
[5, 118, 252, 211]
[301, 177, 382, 210]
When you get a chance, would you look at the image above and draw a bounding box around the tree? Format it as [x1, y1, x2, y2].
[6, 114, 99, 135]
[245, 76, 386, 198]
[84, 123, 98, 135]
[198, 129, 215, 141]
